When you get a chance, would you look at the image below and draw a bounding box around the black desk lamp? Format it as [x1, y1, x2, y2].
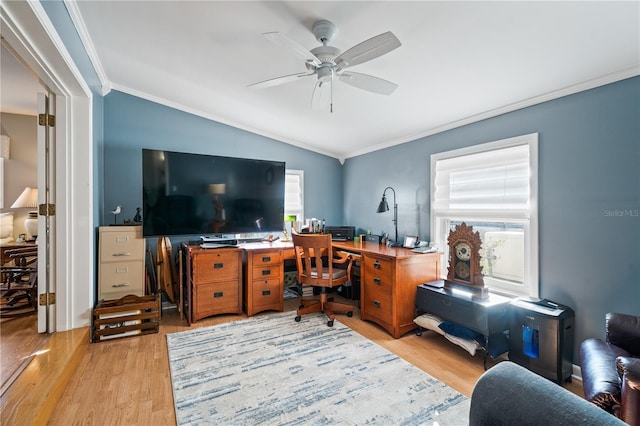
[377, 186, 398, 245]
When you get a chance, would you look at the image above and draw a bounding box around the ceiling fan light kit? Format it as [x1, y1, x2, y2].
[249, 19, 401, 112]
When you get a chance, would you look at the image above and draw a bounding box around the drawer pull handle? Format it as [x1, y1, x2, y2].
[373, 300, 381, 308]
[262, 270, 271, 276]
[373, 277, 381, 285]
[112, 283, 130, 288]
[214, 291, 223, 298]
[262, 290, 271, 296]
[112, 252, 131, 257]
[373, 261, 381, 269]
[213, 263, 224, 269]
[262, 256, 271, 262]
[115, 236, 129, 243]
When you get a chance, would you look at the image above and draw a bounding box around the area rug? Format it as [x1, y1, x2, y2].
[166, 312, 470, 425]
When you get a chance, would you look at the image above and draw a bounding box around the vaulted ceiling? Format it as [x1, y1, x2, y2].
[5, 2, 640, 160]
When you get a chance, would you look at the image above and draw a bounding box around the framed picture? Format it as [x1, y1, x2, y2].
[403, 235, 418, 248]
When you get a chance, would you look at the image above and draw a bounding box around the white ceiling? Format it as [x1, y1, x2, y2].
[6, 2, 640, 160]
[0, 44, 44, 116]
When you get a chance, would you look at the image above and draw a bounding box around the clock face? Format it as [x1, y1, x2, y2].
[454, 261, 470, 280]
[455, 242, 471, 261]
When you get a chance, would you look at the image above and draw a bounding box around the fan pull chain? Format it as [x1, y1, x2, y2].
[330, 71, 334, 113]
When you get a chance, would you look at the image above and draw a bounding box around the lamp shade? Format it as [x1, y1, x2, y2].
[0, 135, 10, 159]
[377, 195, 389, 213]
[11, 187, 38, 209]
[208, 183, 226, 195]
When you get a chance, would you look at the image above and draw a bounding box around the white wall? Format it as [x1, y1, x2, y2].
[0, 112, 38, 239]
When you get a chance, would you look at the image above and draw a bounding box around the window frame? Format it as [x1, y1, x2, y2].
[430, 133, 539, 298]
[285, 169, 304, 225]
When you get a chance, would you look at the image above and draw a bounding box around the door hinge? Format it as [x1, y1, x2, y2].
[39, 292, 56, 306]
[38, 113, 56, 127]
[39, 203, 55, 216]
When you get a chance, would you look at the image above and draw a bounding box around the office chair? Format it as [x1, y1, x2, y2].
[292, 233, 354, 327]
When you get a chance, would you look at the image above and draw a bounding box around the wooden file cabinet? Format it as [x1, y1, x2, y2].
[359, 250, 440, 338]
[183, 245, 243, 323]
[243, 244, 294, 316]
[98, 226, 145, 301]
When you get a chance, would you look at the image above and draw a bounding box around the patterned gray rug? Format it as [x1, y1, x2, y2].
[166, 312, 469, 425]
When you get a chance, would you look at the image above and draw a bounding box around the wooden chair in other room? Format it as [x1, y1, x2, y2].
[292, 233, 354, 327]
[0, 246, 38, 316]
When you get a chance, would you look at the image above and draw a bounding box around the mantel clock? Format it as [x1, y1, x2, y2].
[446, 222, 487, 297]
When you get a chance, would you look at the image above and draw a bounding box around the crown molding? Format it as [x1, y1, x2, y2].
[64, 0, 110, 96]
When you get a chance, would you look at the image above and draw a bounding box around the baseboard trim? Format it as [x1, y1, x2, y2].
[0, 327, 90, 425]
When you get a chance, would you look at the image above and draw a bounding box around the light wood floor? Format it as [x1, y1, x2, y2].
[0, 311, 48, 393]
[34, 295, 581, 424]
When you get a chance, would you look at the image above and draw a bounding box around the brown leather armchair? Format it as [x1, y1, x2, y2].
[580, 312, 640, 425]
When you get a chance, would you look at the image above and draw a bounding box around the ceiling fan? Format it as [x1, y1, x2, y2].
[248, 20, 401, 112]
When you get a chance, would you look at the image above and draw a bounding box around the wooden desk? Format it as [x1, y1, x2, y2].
[333, 241, 441, 338]
[240, 241, 295, 317]
[181, 239, 440, 338]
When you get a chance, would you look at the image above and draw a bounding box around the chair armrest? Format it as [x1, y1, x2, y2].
[606, 313, 640, 355]
[580, 338, 628, 412]
[617, 357, 640, 424]
[332, 250, 352, 264]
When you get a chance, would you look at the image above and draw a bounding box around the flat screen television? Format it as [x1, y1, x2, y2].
[142, 149, 285, 239]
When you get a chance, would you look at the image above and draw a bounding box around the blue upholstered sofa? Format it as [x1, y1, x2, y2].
[469, 362, 625, 426]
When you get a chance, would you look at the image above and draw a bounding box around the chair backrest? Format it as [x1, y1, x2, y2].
[292, 233, 346, 287]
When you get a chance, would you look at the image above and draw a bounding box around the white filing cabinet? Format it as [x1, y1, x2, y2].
[98, 226, 145, 301]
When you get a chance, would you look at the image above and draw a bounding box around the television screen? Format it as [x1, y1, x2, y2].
[142, 149, 285, 238]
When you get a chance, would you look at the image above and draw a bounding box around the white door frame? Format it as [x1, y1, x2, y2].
[1, 1, 94, 331]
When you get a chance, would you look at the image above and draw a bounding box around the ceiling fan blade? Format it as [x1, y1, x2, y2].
[335, 31, 401, 70]
[263, 32, 321, 67]
[248, 72, 314, 89]
[339, 71, 398, 95]
[311, 80, 331, 110]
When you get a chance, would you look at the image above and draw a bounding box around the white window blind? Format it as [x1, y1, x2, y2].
[431, 133, 538, 298]
[433, 144, 530, 212]
[285, 170, 304, 221]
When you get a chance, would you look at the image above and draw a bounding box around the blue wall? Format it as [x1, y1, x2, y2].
[103, 91, 344, 242]
[344, 76, 640, 357]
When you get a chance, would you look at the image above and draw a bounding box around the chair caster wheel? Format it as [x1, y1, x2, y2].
[295, 316, 301, 322]
[347, 311, 353, 317]
[327, 320, 334, 327]
[416, 329, 422, 336]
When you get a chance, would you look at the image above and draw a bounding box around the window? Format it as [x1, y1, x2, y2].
[285, 169, 304, 224]
[431, 133, 538, 298]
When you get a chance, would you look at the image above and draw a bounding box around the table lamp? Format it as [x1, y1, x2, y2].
[282, 214, 297, 242]
[376, 186, 399, 246]
[11, 187, 38, 240]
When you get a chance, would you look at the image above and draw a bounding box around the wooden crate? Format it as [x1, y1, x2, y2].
[92, 294, 160, 342]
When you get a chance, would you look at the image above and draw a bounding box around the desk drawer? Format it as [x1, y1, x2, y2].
[194, 281, 240, 316]
[251, 278, 281, 308]
[253, 264, 280, 280]
[363, 256, 393, 286]
[252, 251, 282, 266]
[363, 284, 393, 324]
[193, 251, 240, 282]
